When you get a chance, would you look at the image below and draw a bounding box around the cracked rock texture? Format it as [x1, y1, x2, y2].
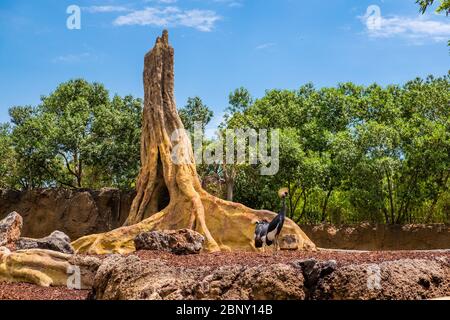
[134, 229, 204, 255]
[0, 249, 101, 288]
[90, 252, 450, 300]
[16, 231, 74, 254]
[313, 257, 450, 300]
[0, 212, 22, 247]
[90, 255, 305, 300]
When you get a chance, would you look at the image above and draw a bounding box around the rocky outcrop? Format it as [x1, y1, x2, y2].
[67, 255, 102, 289]
[16, 231, 74, 254]
[296, 259, 337, 298]
[0, 188, 135, 240]
[279, 234, 299, 250]
[88, 252, 450, 300]
[90, 255, 306, 300]
[0, 211, 99, 289]
[314, 257, 450, 300]
[0, 212, 22, 247]
[302, 223, 450, 250]
[0, 249, 101, 289]
[134, 229, 205, 255]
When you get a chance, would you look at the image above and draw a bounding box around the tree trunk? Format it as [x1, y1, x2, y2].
[223, 163, 236, 202]
[77, 159, 82, 188]
[321, 187, 333, 222]
[226, 179, 234, 202]
[384, 166, 396, 224]
[72, 31, 315, 254]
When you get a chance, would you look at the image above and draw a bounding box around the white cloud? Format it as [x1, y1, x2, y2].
[84, 6, 131, 13]
[114, 6, 221, 32]
[255, 42, 276, 50]
[213, 0, 243, 8]
[361, 10, 450, 43]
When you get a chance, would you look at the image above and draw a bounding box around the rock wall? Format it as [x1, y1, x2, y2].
[301, 223, 450, 250]
[0, 189, 134, 240]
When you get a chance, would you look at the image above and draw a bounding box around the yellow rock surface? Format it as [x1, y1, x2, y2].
[0, 249, 71, 287]
[72, 197, 316, 255]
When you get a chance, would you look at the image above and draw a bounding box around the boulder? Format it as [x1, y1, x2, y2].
[314, 258, 450, 300]
[279, 234, 299, 250]
[0, 212, 23, 247]
[90, 255, 306, 300]
[134, 229, 205, 255]
[16, 231, 74, 254]
[296, 258, 337, 297]
[68, 255, 102, 289]
[0, 249, 100, 289]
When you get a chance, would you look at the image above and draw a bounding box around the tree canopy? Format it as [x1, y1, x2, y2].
[2, 79, 142, 190]
[1, 75, 448, 224]
[222, 75, 450, 224]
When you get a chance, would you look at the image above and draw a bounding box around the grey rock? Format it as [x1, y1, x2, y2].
[68, 255, 103, 289]
[296, 259, 337, 292]
[134, 229, 204, 255]
[16, 230, 74, 254]
[279, 234, 299, 250]
[0, 212, 23, 246]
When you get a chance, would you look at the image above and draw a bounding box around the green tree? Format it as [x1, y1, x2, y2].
[220, 87, 255, 201]
[227, 75, 450, 224]
[226, 87, 253, 116]
[0, 124, 19, 189]
[85, 95, 142, 189]
[8, 79, 142, 190]
[178, 96, 216, 190]
[9, 105, 57, 189]
[179, 97, 213, 132]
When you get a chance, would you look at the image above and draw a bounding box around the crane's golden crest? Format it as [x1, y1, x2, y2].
[278, 187, 289, 198]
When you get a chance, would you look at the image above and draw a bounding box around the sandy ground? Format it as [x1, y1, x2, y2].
[1, 249, 449, 300]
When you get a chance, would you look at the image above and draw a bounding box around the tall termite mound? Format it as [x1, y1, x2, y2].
[72, 31, 315, 254]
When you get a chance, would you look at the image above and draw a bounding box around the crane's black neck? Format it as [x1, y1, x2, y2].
[280, 197, 287, 218]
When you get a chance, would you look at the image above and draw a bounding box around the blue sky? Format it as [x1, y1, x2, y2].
[0, 0, 449, 128]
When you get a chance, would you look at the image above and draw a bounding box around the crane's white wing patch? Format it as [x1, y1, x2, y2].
[266, 228, 277, 242]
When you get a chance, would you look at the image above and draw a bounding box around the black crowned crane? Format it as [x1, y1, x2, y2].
[254, 188, 288, 252]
